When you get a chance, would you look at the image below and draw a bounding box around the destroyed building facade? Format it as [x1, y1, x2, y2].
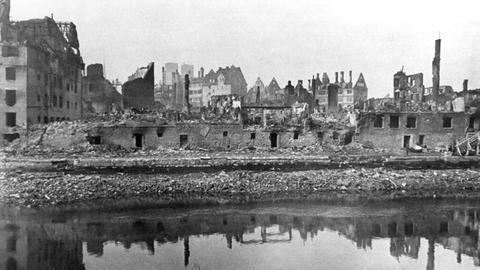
[357, 112, 469, 151]
[358, 39, 480, 155]
[122, 62, 155, 111]
[313, 71, 368, 112]
[0, 1, 85, 145]
[245, 77, 283, 105]
[82, 64, 122, 114]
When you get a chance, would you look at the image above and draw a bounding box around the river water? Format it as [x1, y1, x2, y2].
[1, 199, 480, 270]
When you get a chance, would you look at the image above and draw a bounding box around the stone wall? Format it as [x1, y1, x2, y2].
[122, 63, 154, 110]
[357, 112, 467, 150]
[93, 123, 328, 150]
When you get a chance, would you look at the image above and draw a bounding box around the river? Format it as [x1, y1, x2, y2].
[1, 199, 480, 269]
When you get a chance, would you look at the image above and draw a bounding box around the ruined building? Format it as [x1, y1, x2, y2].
[82, 64, 122, 114]
[393, 39, 456, 110]
[266, 78, 283, 102]
[246, 77, 283, 105]
[357, 39, 480, 155]
[0, 1, 85, 145]
[162, 62, 179, 86]
[312, 71, 368, 112]
[187, 65, 248, 108]
[246, 77, 266, 104]
[122, 62, 155, 111]
[156, 62, 196, 111]
[393, 68, 425, 105]
[180, 64, 194, 78]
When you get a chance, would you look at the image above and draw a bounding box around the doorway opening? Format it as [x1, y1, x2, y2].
[403, 135, 411, 148]
[133, 134, 143, 148]
[180, 135, 188, 147]
[270, 133, 278, 148]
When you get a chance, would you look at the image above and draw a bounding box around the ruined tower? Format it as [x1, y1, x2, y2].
[432, 39, 441, 104]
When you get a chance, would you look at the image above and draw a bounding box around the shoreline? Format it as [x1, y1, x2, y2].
[2, 167, 480, 208]
[3, 153, 480, 173]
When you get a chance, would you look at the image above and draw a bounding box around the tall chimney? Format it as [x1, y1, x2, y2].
[432, 39, 441, 104]
[162, 67, 166, 86]
[349, 71, 352, 83]
[340, 71, 345, 83]
[185, 74, 190, 114]
[463, 79, 468, 92]
[308, 79, 311, 89]
[200, 67, 204, 78]
[173, 72, 177, 104]
[311, 75, 316, 113]
[335, 72, 339, 84]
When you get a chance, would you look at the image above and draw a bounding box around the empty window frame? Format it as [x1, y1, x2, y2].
[418, 135, 425, 146]
[5, 112, 16, 127]
[5, 90, 16, 106]
[443, 116, 453, 128]
[293, 132, 299, 140]
[389, 115, 399, 128]
[373, 114, 384, 128]
[406, 116, 417, 128]
[5, 67, 16, 80]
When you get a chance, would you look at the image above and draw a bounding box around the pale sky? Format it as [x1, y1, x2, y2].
[11, 0, 480, 97]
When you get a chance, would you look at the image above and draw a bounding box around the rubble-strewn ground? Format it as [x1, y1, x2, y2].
[2, 168, 480, 208]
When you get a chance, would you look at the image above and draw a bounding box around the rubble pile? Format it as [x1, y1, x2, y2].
[5, 120, 114, 156]
[2, 168, 480, 207]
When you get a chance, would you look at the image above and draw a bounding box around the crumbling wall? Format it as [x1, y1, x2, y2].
[122, 63, 155, 111]
[357, 112, 466, 151]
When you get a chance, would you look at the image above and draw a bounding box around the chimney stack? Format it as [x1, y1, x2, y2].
[308, 79, 311, 89]
[463, 79, 468, 92]
[340, 71, 345, 83]
[335, 72, 339, 83]
[162, 67, 166, 86]
[349, 71, 352, 83]
[200, 67, 204, 78]
[432, 39, 441, 104]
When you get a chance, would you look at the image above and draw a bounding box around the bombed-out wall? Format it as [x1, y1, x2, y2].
[122, 63, 155, 110]
[357, 112, 467, 151]
[90, 123, 339, 150]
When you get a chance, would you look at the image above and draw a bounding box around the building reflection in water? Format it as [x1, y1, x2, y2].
[1, 205, 480, 269]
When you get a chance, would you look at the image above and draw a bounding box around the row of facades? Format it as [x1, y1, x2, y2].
[156, 63, 368, 113]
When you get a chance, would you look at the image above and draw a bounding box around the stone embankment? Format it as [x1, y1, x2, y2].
[3, 153, 480, 173]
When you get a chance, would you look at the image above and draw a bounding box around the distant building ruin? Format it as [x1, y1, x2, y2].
[83, 64, 122, 114]
[122, 62, 155, 111]
[311, 71, 368, 112]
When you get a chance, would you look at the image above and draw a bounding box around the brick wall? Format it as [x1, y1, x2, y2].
[94, 123, 330, 150]
[357, 112, 467, 150]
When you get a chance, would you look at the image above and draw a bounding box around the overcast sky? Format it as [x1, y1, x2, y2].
[11, 0, 480, 97]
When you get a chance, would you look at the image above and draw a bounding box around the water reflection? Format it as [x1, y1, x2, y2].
[1, 201, 480, 269]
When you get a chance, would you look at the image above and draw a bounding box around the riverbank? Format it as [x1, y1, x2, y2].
[2, 167, 480, 208]
[3, 152, 480, 173]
